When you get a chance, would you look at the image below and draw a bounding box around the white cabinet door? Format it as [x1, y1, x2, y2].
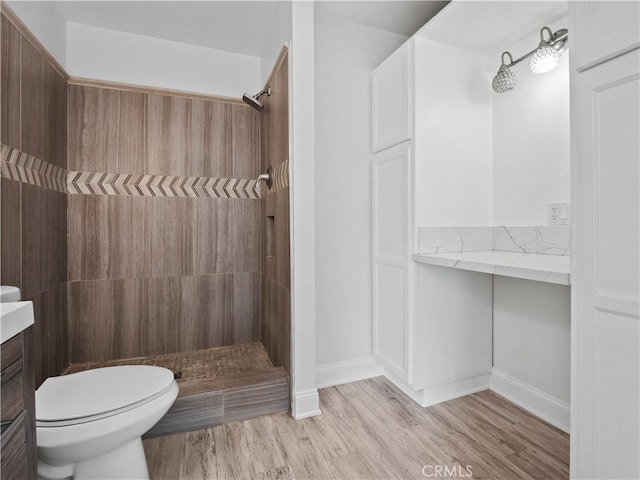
[570, 3, 640, 478]
[371, 41, 413, 153]
[372, 144, 412, 380]
[572, 1, 640, 72]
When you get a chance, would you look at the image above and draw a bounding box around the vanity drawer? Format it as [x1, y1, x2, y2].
[1, 411, 26, 469]
[1, 333, 22, 369]
[0, 413, 31, 479]
[2, 444, 28, 480]
[1, 357, 24, 425]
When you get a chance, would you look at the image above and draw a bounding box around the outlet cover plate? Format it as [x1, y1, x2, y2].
[548, 202, 571, 225]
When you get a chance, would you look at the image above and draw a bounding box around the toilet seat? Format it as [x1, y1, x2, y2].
[36, 365, 175, 427]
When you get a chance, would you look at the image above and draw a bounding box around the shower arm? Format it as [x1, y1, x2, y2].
[255, 166, 273, 190]
[500, 29, 568, 68]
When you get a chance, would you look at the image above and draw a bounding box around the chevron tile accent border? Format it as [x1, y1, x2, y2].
[0, 144, 67, 193]
[67, 171, 260, 199]
[265, 159, 289, 195]
[1, 144, 261, 199]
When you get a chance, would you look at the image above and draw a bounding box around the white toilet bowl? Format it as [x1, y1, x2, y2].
[36, 365, 178, 480]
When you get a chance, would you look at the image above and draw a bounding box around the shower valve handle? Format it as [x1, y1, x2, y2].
[255, 166, 273, 190]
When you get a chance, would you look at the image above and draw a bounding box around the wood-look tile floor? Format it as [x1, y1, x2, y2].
[143, 377, 569, 480]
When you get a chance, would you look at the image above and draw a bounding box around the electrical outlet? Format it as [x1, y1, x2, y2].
[548, 202, 571, 225]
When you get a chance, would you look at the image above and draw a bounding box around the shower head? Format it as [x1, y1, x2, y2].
[242, 88, 271, 111]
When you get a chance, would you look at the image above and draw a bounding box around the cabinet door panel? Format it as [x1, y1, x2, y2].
[372, 144, 411, 380]
[570, 2, 640, 476]
[572, 1, 640, 71]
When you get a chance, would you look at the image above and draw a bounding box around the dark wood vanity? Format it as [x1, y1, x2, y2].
[1, 328, 37, 479]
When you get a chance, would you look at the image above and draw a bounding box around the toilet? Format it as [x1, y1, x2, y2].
[35, 365, 179, 480]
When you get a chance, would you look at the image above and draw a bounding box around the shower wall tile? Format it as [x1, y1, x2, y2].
[146, 196, 193, 278]
[2, 11, 70, 393]
[68, 195, 260, 281]
[1, 15, 21, 149]
[146, 94, 191, 176]
[21, 39, 67, 170]
[68, 274, 248, 363]
[275, 187, 290, 289]
[233, 272, 262, 344]
[67, 85, 120, 172]
[260, 49, 290, 372]
[117, 90, 147, 174]
[275, 58, 289, 168]
[190, 100, 233, 178]
[232, 199, 262, 273]
[29, 283, 68, 387]
[179, 274, 234, 351]
[191, 197, 234, 275]
[21, 184, 67, 298]
[1, 178, 22, 288]
[232, 104, 261, 179]
[68, 195, 141, 281]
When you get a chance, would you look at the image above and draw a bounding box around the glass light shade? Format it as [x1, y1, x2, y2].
[530, 45, 560, 73]
[492, 66, 517, 93]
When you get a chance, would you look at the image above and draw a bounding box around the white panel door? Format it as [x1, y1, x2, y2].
[371, 41, 413, 153]
[570, 3, 640, 477]
[372, 144, 412, 380]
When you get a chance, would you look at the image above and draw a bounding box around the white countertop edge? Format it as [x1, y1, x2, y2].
[1, 301, 35, 344]
[413, 251, 571, 286]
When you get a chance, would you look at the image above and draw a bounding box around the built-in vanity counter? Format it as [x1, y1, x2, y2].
[413, 251, 570, 285]
[413, 226, 571, 286]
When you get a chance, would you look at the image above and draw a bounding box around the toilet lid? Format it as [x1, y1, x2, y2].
[36, 365, 175, 426]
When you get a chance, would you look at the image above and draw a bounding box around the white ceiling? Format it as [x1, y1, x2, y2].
[51, 1, 449, 58]
[416, 1, 568, 56]
[54, 1, 285, 57]
[317, 1, 448, 37]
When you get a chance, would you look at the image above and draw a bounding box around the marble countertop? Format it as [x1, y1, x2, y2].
[413, 251, 571, 286]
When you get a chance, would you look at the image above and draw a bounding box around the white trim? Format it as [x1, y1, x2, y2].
[490, 368, 570, 433]
[289, 1, 317, 420]
[292, 389, 321, 420]
[316, 357, 383, 389]
[383, 368, 490, 408]
[421, 373, 491, 407]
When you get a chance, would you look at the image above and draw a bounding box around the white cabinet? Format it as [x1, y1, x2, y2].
[371, 41, 413, 153]
[570, 2, 640, 478]
[372, 143, 413, 381]
[371, 37, 493, 404]
[572, 1, 640, 71]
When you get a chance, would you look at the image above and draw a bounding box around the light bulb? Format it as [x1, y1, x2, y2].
[530, 45, 560, 73]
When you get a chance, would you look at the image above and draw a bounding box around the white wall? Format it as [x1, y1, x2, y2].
[492, 17, 570, 226]
[492, 276, 571, 430]
[5, 0, 67, 66]
[414, 37, 494, 226]
[260, 1, 292, 87]
[314, 7, 408, 374]
[66, 22, 261, 98]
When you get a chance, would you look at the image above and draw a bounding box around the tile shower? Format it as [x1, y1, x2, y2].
[0, 6, 291, 435]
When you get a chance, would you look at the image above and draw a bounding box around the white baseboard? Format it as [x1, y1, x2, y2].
[490, 368, 570, 433]
[316, 357, 383, 389]
[292, 389, 321, 419]
[382, 369, 490, 408]
[420, 373, 491, 407]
